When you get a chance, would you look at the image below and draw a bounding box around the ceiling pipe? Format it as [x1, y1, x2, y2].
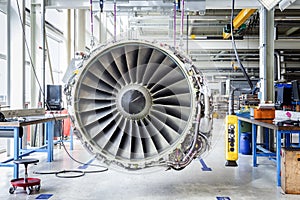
[180, 0, 184, 47]
[173, 0, 176, 47]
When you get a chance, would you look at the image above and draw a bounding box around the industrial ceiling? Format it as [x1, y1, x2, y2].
[1, 0, 300, 83]
[45, 0, 300, 84]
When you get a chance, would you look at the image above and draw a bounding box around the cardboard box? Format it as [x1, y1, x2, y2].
[281, 148, 300, 194]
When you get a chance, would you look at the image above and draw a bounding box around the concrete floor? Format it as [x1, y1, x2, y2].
[0, 118, 300, 200]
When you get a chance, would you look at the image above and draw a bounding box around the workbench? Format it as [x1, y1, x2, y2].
[238, 116, 300, 187]
[0, 114, 69, 179]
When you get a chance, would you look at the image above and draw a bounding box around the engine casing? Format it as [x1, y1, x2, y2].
[64, 40, 213, 172]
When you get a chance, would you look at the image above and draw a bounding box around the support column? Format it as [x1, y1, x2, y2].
[8, 0, 25, 109]
[30, 1, 40, 108]
[30, 1, 43, 147]
[66, 9, 72, 66]
[99, 12, 107, 43]
[259, 7, 275, 103]
[75, 9, 86, 52]
[259, 7, 275, 161]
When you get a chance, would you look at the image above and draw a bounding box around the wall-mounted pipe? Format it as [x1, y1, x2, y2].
[274, 51, 281, 81]
[280, 50, 286, 80]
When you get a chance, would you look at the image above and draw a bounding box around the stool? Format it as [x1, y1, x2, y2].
[9, 158, 41, 195]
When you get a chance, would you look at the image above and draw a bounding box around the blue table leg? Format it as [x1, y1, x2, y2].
[276, 130, 282, 187]
[264, 128, 269, 150]
[13, 127, 19, 179]
[252, 124, 257, 167]
[285, 132, 291, 147]
[70, 127, 73, 151]
[238, 120, 241, 153]
[46, 121, 54, 162]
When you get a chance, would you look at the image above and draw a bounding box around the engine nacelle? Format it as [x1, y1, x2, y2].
[64, 40, 213, 172]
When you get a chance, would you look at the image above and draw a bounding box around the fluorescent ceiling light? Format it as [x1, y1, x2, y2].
[258, 0, 281, 10]
[214, 75, 227, 79]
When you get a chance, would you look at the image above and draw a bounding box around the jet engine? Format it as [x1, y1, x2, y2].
[64, 40, 213, 172]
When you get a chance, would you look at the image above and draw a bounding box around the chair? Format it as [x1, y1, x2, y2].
[9, 158, 41, 195]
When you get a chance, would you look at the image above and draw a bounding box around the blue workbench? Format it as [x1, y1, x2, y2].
[238, 116, 300, 187]
[0, 114, 69, 179]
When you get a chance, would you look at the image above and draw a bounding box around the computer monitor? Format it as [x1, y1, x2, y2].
[275, 85, 292, 107]
[291, 80, 300, 102]
[46, 85, 62, 110]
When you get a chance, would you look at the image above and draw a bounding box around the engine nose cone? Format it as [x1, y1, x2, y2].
[116, 84, 152, 120]
[121, 90, 146, 115]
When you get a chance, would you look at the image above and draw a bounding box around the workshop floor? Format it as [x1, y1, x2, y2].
[0, 118, 299, 200]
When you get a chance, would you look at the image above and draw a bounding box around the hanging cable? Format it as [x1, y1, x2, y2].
[230, 0, 254, 91]
[45, 33, 54, 84]
[15, 0, 45, 107]
[89, 0, 95, 48]
[99, 0, 104, 13]
[186, 14, 189, 52]
[114, 0, 117, 41]
[228, 0, 254, 114]
[42, 0, 46, 109]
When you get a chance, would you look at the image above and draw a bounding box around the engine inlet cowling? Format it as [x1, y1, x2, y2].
[65, 40, 212, 172]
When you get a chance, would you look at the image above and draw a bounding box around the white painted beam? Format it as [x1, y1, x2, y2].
[46, 0, 261, 9]
[194, 61, 259, 70]
[151, 39, 300, 50]
[45, 0, 300, 10]
[206, 0, 260, 9]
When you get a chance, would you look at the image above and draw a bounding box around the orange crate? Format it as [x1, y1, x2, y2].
[253, 108, 275, 119]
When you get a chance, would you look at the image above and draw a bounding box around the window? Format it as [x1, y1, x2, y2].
[0, 11, 7, 105]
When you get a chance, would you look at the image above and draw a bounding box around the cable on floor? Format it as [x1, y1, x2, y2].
[33, 168, 107, 178]
[32, 126, 108, 178]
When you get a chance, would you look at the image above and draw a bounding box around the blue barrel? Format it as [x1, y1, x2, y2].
[240, 132, 252, 155]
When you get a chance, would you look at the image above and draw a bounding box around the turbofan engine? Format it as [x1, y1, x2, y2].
[64, 40, 213, 172]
